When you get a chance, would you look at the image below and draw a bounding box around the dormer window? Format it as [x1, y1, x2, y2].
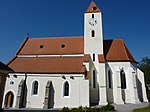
[93, 7, 97, 10]
[61, 44, 65, 48]
[40, 45, 44, 48]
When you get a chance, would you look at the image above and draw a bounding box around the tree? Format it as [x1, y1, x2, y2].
[139, 56, 150, 85]
[139, 56, 150, 101]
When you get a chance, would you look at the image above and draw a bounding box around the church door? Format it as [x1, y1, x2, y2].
[5, 91, 14, 108]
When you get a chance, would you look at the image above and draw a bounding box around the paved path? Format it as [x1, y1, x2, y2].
[113, 102, 149, 112]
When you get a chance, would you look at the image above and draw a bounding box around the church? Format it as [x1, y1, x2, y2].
[2, 1, 148, 109]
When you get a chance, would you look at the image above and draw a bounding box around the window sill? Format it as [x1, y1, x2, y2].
[63, 96, 70, 98]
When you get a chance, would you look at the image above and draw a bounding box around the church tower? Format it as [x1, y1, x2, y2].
[84, 1, 103, 56]
[84, 1, 107, 105]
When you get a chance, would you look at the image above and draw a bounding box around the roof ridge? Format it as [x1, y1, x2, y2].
[29, 36, 83, 39]
[120, 40, 129, 61]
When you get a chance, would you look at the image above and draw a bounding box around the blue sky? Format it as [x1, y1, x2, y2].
[0, 0, 150, 63]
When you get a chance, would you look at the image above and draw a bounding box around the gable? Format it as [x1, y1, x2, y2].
[85, 1, 101, 13]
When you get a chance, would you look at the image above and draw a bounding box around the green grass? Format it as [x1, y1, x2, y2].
[133, 105, 150, 112]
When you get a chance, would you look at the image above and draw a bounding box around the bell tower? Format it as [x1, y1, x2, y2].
[84, 1, 108, 105]
[84, 1, 103, 56]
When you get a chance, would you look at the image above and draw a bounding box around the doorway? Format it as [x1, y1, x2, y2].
[5, 91, 14, 108]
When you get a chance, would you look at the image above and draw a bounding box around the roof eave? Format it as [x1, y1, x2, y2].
[8, 72, 85, 74]
[106, 60, 138, 64]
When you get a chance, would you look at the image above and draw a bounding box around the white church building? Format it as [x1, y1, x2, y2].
[2, 1, 148, 109]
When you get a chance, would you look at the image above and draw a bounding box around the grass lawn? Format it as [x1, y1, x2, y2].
[133, 105, 150, 112]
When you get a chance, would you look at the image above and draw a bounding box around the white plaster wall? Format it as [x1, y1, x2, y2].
[107, 62, 143, 104]
[108, 62, 131, 89]
[98, 63, 107, 105]
[3, 73, 89, 109]
[108, 62, 130, 104]
[79, 79, 89, 107]
[84, 12, 103, 55]
[99, 63, 106, 87]
[2, 73, 25, 108]
[26, 75, 44, 108]
[137, 69, 148, 102]
[25, 74, 89, 108]
[108, 62, 131, 72]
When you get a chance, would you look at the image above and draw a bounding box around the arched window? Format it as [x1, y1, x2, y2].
[91, 30, 95, 37]
[32, 81, 38, 95]
[93, 53, 95, 61]
[93, 70, 96, 88]
[63, 81, 69, 97]
[108, 70, 112, 88]
[120, 70, 126, 89]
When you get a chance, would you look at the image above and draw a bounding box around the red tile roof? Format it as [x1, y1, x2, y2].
[83, 54, 91, 62]
[98, 54, 105, 63]
[85, 1, 101, 13]
[18, 36, 84, 55]
[8, 57, 85, 73]
[103, 39, 137, 63]
[8, 37, 137, 73]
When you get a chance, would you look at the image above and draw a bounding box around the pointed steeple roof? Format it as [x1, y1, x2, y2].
[85, 1, 101, 13]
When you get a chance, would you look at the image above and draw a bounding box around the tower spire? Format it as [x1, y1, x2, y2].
[85, 1, 101, 13]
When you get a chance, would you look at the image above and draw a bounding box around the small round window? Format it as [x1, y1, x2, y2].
[9, 81, 14, 85]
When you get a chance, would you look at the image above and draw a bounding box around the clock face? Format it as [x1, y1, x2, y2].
[89, 18, 98, 26]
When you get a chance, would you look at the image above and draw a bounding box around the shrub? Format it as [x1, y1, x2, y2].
[70, 106, 88, 112]
[100, 104, 115, 111]
[59, 104, 115, 112]
[59, 107, 70, 112]
[70, 108, 77, 112]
